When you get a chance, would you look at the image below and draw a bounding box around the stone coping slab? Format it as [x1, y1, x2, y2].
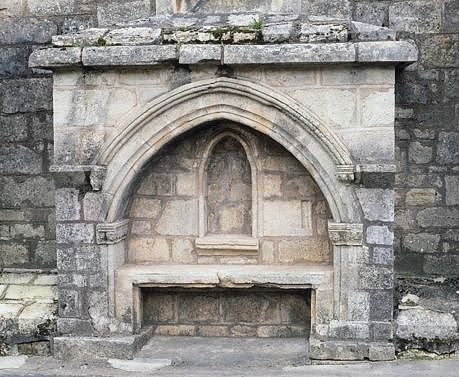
[49, 16, 396, 47]
[30, 41, 417, 68]
[116, 264, 333, 288]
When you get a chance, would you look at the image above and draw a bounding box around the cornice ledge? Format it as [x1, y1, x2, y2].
[29, 41, 417, 69]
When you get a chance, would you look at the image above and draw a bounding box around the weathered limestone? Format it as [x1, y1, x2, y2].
[0, 271, 57, 354]
[29, 47, 82, 68]
[104, 28, 162, 45]
[127, 125, 331, 263]
[396, 309, 457, 341]
[1, 0, 457, 362]
[29, 19, 418, 69]
[82, 45, 178, 66]
[224, 43, 356, 64]
[143, 287, 311, 337]
[30, 41, 417, 68]
[357, 41, 418, 63]
[299, 23, 348, 43]
[179, 44, 221, 64]
[53, 326, 154, 360]
[28, 9, 408, 361]
[52, 28, 108, 47]
[350, 22, 395, 41]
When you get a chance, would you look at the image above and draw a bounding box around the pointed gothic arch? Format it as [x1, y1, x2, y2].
[95, 77, 360, 224]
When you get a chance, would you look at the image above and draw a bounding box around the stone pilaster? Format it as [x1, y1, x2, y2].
[54, 170, 113, 336]
[310, 221, 395, 361]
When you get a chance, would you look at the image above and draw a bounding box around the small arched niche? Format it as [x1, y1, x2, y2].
[126, 122, 332, 265]
[206, 137, 252, 236]
[196, 130, 260, 255]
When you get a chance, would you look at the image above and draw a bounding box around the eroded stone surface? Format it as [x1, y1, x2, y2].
[127, 123, 331, 265]
[396, 308, 457, 340]
[143, 287, 312, 337]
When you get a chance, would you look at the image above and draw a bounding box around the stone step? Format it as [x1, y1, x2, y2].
[135, 336, 309, 367]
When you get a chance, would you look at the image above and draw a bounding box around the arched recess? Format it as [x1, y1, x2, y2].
[197, 130, 260, 239]
[96, 77, 360, 224]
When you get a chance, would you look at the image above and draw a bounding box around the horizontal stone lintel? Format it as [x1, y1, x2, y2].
[29, 41, 417, 69]
[117, 264, 333, 288]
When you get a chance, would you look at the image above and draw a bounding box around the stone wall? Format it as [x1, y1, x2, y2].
[0, 270, 57, 355]
[206, 137, 252, 236]
[143, 287, 311, 337]
[0, 0, 457, 354]
[128, 123, 331, 265]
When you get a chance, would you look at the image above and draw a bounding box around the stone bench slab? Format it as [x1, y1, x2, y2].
[116, 264, 333, 289]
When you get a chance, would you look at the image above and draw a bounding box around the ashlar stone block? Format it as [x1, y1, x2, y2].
[155, 200, 198, 235]
[350, 22, 395, 41]
[18, 302, 56, 334]
[389, 1, 441, 33]
[445, 176, 459, 205]
[52, 28, 108, 47]
[97, 0, 151, 27]
[178, 293, 219, 322]
[29, 47, 82, 68]
[417, 208, 459, 228]
[263, 201, 313, 237]
[299, 24, 348, 43]
[105, 28, 162, 46]
[0, 18, 57, 44]
[129, 237, 170, 263]
[356, 189, 394, 222]
[262, 23, 294, 43]
[129, 198, 162, 219]
[131, 221, 152, 235]
[366, 226, 393, 246]
[396, 308, 457, 340]
[278, 238, 329, 263]
[302, 0, 351, 20]
[56, 188, 80, 221]
[349, 291, 370, 321]
[82, 46, 178, 67]
[56, 223, 94, 244]
[179, 44, 222, 64]
[83, 192, 107, 222]
[171, 238, 195, 263]
[360, 88, 395, 128]
[28, 0, 74, 16]
[405, 188, 439, 206]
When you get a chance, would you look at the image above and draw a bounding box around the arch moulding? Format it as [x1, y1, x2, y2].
[95, 77, 360, 224]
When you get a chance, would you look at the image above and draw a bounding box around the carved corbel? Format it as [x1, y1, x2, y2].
[328, 222, 363, 246]
[96, 219, 129, 245]
[336, 164, 356, 182]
